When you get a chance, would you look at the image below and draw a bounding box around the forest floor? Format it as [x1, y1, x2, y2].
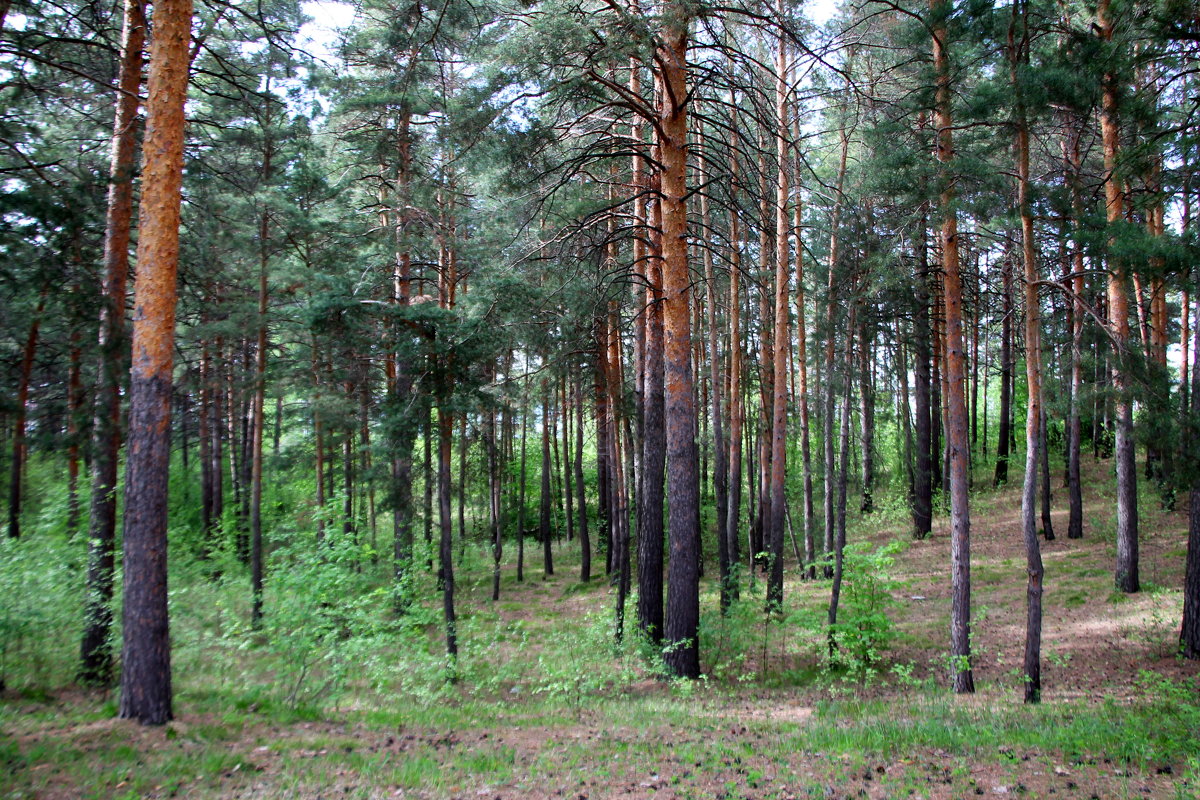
[3, 457, 1199, 799]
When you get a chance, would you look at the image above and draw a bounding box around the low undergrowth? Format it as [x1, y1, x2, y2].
[3, 458, 1198, 797]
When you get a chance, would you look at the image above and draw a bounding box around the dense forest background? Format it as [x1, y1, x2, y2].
[3, 0, 1200, 795]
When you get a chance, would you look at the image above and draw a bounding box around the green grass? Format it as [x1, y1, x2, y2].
[4, 676, 1198, 798]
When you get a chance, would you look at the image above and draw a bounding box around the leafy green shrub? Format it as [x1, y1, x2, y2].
[527, 605, 644, 709]
[699, 591, 768, 683]
[0, 532, 82, 690]
[252, 527, 410, 710]
[824, 539, 903, 679]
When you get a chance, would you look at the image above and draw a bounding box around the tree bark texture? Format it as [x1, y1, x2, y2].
[1098, 0, 1139, 594]
[912, 211, 933, 540]
[1013, 27, 1044, 700]
[574, 378, 590, 582]
[119, 0, 193, 724]
[767, 30, 790, 612]
[83, 0, 147, 688]
[637, 242, 666, 642]
[725, 129, 744, 598]
[540, 383, 554, 577]
[1065, 123, 1085, 540]
[438, 407, 457, 659]
[659, 19, 701, 679]
[932, 0, 975, 694]
[1181, 291, 1200, 658]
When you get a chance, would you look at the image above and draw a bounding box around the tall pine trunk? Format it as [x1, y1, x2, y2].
[1180, 290, 1200, 658]
[659, 17, 701, 678]
[1065, 121, 1085, 540]
[1012, 9, 1044, 700]
[540, 379, 554, 577]
[994, 248, 1013, 486]
[725, 124, 744, 597]
[823, 120, 850, 575]
[637, 223, 666, 641]
[575, 377, 590, 581]
[438, 406, 457, 660]
[699, 133, 730, 611]
[516, 407, 527, 583]
[119, 0, 192, 724]
[80, 0, 146, 684]
[766, 28, 790, 611]
[1097, 0, 1139, 594]
[932, 0, 975, 694]
[859, 319, 876, 513]
[912, 203, 933, 540]
[793, 120, 815, 578]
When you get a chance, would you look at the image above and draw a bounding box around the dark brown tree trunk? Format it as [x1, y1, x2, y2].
[212, 336, 226, 539]
[932, 0, 975, 694]
[931, 287, 944, 497]
[312, 345, 326, 543]
[119, 0, 192, 724]
[898, 331, 916, 504]
[995, 248, 1013, 487]
[239, 345, 253, 553]
[659, 17, 700, 678]
[540, 380, 554, 577]
[638, 230, 666, 641]
[859, 319, 876, 514]
[1180, 291, 1200, 658]
[606, 307, 632, 641]
[249, 210, 268, 627]
[575, 376, 590, 581]
[517, 406, 527, 583]
[390, 107, 417, 602]
[489, 395, 502, 601]
[828, 309, 856, 640]
[725, 130, 744, 598]
[438, 406, 457, 660]
[80, 0, 146, 684]
[1040, 407, 1054, 541]
[597, 327, 612, 577]
[913, 206, 933, 540]
[344, 404, 355, 541]
[227, 346, 245, 555]
[249, 119, 272, 625]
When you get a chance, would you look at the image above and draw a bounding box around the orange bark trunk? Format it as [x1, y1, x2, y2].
[119, 0, 193, 725]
